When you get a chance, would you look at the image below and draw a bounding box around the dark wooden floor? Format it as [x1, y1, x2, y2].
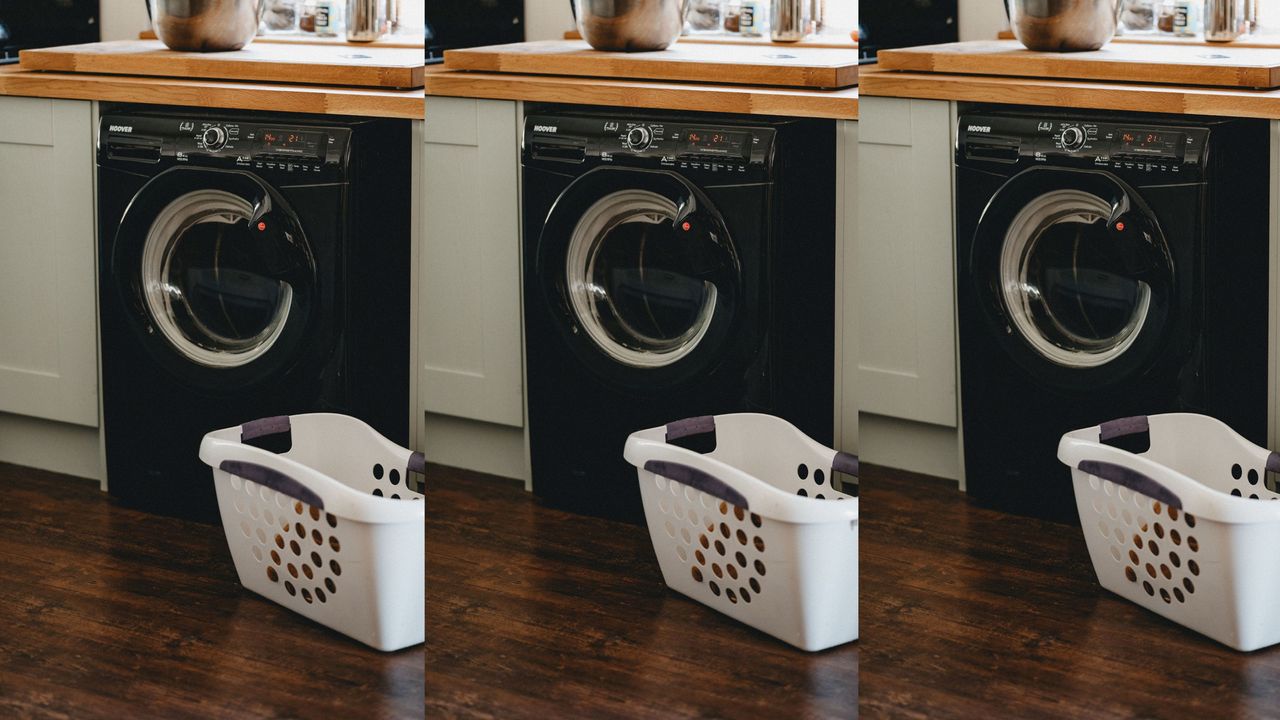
[425, 463, 858, 719]
[860, 465, 1280, 719]
[0, 462, 422, 720]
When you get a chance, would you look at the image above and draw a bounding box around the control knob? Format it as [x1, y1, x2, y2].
[627, 125, 652, 152]
[1061, 125, 1086, 152]
[202, 125, 228, 151]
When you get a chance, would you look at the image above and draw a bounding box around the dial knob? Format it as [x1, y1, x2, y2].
[627, 126, 652, 151]
[202, 125, 227, 151]
[1061, 125, 1086, 152]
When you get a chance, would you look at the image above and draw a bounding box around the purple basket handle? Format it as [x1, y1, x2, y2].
[407, 451, 426, 475]
[665, 415, 715, 442]
[644, 460, 748, 510]
[1266, 452, 1280, 474]
[219, 460, 324, 510]
[241, 415, 291, 441]
[1077, 459, 1181, 510]
[832, 451, 859, 478]
[1099, 415, 1149, 442]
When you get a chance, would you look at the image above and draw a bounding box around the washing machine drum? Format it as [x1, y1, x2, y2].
[971, 167, 1177, 387]
[113, 167, 318, 386]
[538, 167, 742, 385]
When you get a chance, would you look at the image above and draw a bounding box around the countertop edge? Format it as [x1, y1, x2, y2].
[424, 68, 858, 121]
[859, 67, 1280, 120]
[0, 68, 424, 120]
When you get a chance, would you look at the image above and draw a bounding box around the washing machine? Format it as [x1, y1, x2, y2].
[522, 107, 838, 523]
[97, 107, 411, 522]
[956, 107, 1269, 523]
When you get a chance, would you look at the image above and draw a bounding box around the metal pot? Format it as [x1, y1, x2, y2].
[574, 0, 690, 52]
[1008, 0, 1124, 52]
[149, 0, 264, 52]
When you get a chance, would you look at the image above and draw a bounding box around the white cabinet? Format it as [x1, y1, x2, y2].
[857, 96, 958, 428]
[0, 97, 98, 427]
[421, 97, 524, 428]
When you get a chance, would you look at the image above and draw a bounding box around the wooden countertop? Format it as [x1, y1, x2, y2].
[426, 464, 857, 718]
[0, 65, 422, 120]
[0, 463, 421, 719]
[425, 66, 858, 120]
[446, 39, 857, 89]
[860, 64, 1280, 120]
[861, 466, 1280, 717]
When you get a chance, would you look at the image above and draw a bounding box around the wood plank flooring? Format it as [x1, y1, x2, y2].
[425, 463, 858, 719]
[859, 465, 1280, 719]
[0, 462, 422, 720]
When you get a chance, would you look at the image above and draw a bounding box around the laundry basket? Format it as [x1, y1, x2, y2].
[1059, 413, 1280, 651]
[199, 413, 425, 652]
[624, 413, 859, 652]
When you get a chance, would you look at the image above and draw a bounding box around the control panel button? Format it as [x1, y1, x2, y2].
[626, 125, 652, 152]
[1061, 125, 1086, 152]
[202, 125, 228, 151]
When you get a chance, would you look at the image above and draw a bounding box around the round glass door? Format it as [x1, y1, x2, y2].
[137, 186, 313, 369]
[565, 188, 726, 369]
[1000, 189, 1152, 368]
[971, 167, 1175, 384]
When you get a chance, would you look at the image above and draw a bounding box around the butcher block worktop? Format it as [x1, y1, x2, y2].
[444, 39, 857, 89]
[863, 40, 1280, 120]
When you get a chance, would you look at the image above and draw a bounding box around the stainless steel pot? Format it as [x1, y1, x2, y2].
[1008, 0, 1123, 52]
[149, 0, 264, 52]
[574, 0, 690, 52]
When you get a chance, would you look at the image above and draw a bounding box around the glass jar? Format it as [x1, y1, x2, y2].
[685, 0, 724, 34]
[1120, 0, 1157, 32]
[1157, 0, 1201, 35]
[262, 0, 299, 33]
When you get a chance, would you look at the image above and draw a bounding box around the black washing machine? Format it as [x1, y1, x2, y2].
[522, 107, 837, 523]
[956, 107, 1269, 523]
[98, 107, 411, 522]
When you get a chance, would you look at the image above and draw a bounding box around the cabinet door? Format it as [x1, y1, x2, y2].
[421, 97, 524, 428]
[857, 97, 957, 428]
[0, 97, 97, 427]
[836, 119, 859, 454]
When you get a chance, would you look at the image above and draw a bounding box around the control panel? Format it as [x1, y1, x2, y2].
[523, 114, 776, 181]
[98, 114, 352, 180]
[957, 113, 1211, 182]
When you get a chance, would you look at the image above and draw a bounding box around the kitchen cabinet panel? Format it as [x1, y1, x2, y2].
[0, 97, 98, 427]
[836, 119, 858, 455]
[421, 97, 524, 428]
[857, 96, 958, 428]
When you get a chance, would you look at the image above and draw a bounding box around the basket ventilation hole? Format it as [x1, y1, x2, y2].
[294, 501, 304, 516]
[311, 551, 322, 567]
[695, 549, 706, 565]
[1188, 560, 1199, 577]
[754, 559, 766, 576]
[288, 563, 299, 579]
[713, 563, 723, 578]
[330, 536, 342, 553]
[285, 581, 296, 596]
[373, 464, 384, 480]
[1232, 463, 1243, 480]
[290, 540, 301, 556]
[1174, 587, 1185, 603]
[700, 534, 710, 550]
[719, 501, 729, 516]
[315, 589, 327, 603]
[275, 534, 285, 550]
[714, 540, 726, 556]
[303, 565, 314, 580]
[709, 581, 721, 596]
[390, 469, 401, 486]
[816, 494, 826, 500]
[1171, 529, 1181, 545]
[754, 536, 766, 552]
[814, 469, 825, 486]
[1142, 581, 1154, 596]
[1153, 522, 1164, 539]
[727, 564, 738, 580]
[736, 551, 747, 567]
[325, 577, 337, 594]
[797, 463, 809, 480]
[374, 488, 384, 497]
[1159, 588, 1171, 604]
[1169, 551, 1180, 568]
[1231, 489, 1242, 497]
[326, 513, 338, 529]
[750, 513, 762, 528]
[1125, 566, 1137, 582]
[720, 523, 730, 539]
[1186, 513, 1197, 528]
[295, 523, 306, 539]
[734, 506, 745, 522]
[267, 566, 279, 583]
[1187, 536, 1198, 552]
[749, 577, 761, 593]
[309, 507, 321, 522]
[741, 589, 751, 603]
[1168, 506, 1179, 521]
[797, 489, 808, 497]
[271, 550, 281, 565]
[330, 559, 342, 576]
[1248, 469, 1260, 486]
[726, 588, 738, 604]
[692, 566, 704, 583]
[1184, 577, 1196, 593]
[302, 588, 313, 604]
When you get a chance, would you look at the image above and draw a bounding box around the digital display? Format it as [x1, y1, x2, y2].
[686, 129, 747, 153]
[1119, 129, 1183, 154]
[260, 129, 321, 154]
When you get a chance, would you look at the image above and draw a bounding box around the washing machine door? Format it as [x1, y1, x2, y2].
[537, 167, 742, 387]
[971, 167, 1176, 388]
[112, 167, 317, 387]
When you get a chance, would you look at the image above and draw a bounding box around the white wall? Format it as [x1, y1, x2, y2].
[101, 0, 152, 42]
[526, 0, 575, 41]
[959, 0, 1008, 42]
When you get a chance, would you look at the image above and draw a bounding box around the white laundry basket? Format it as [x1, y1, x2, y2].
[199, 413, 425, 652]
[1059, 413, 1280, 651]
[624, 413, 859, 652]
